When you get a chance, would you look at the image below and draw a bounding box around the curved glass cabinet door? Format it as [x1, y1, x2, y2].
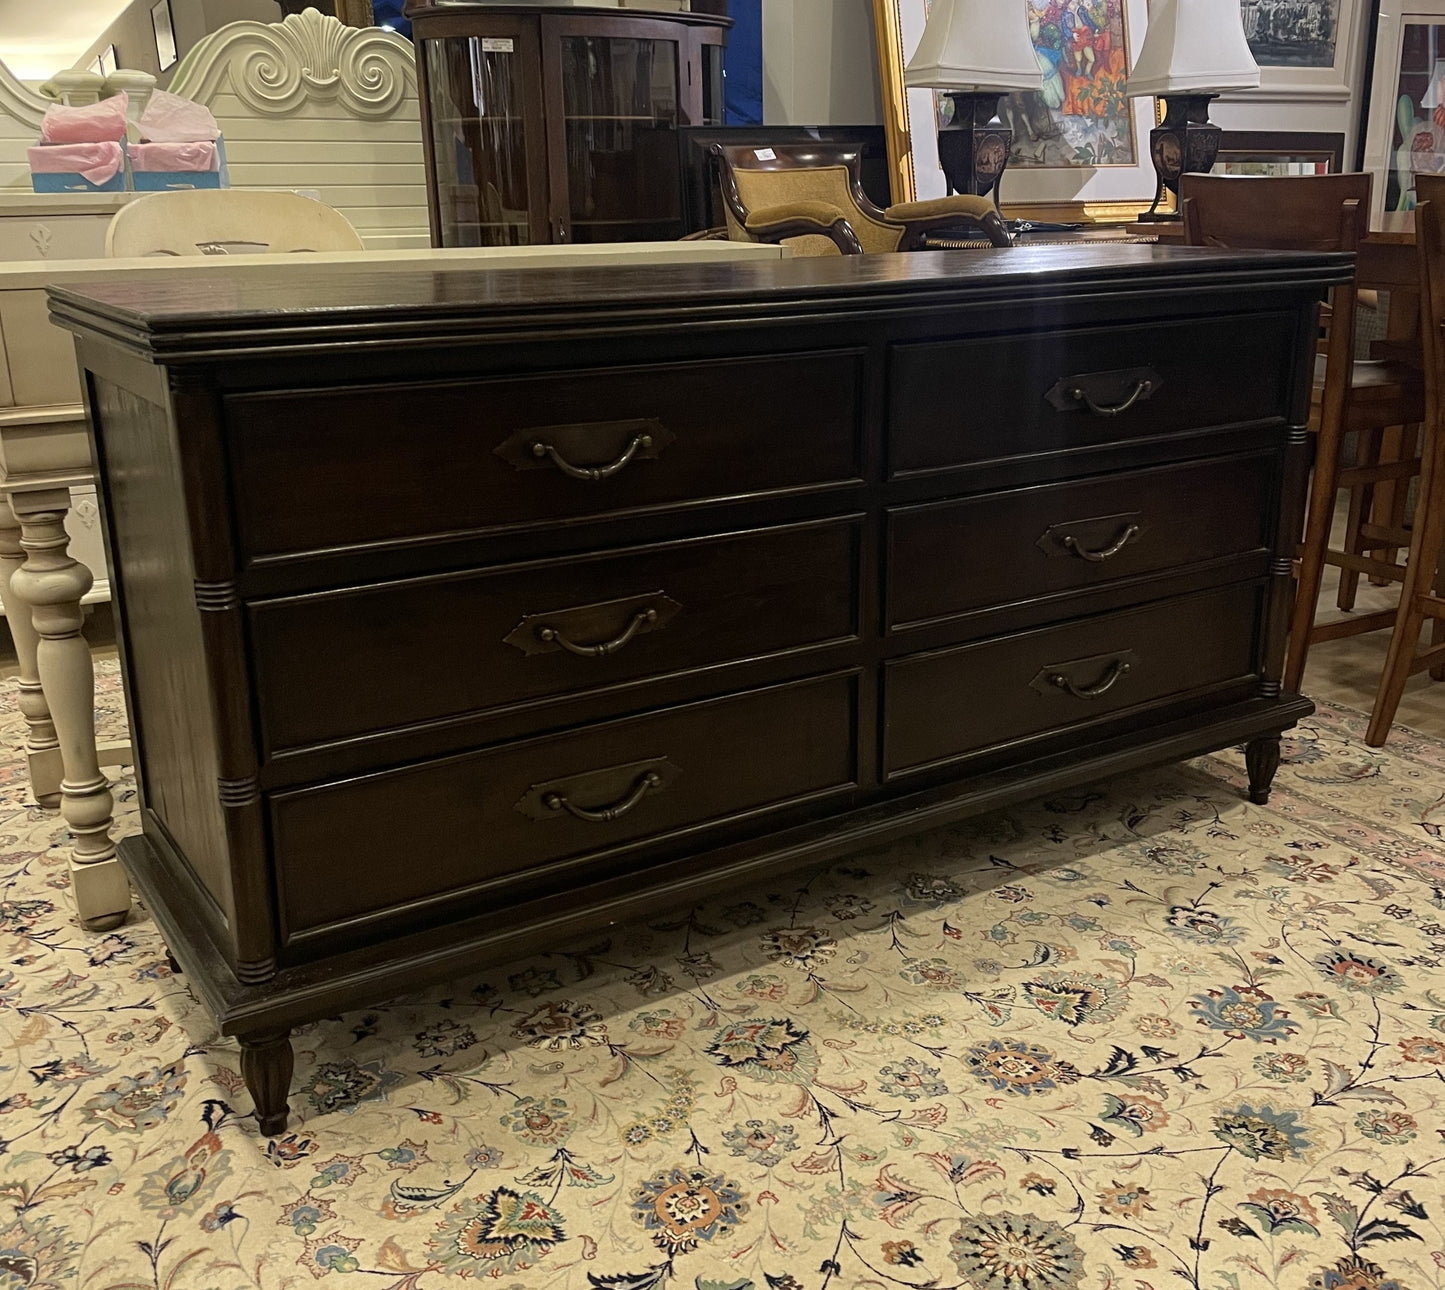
[556, 33, 683, 244]
[425, 34, 539, 246]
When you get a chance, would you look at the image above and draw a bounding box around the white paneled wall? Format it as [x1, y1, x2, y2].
[0, 10, 429, 249]
[168, 10, 428, 248]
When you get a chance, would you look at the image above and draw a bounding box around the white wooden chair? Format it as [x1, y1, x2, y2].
[106, 189, 365, 256]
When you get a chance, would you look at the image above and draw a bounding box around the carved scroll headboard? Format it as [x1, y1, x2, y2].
[0, 10, 428, 249]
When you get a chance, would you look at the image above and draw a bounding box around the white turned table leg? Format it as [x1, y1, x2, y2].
[0, 495, 63, 807]
[8, 489, 129, 931]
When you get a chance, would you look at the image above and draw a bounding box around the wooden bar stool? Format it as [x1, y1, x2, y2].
[1367, 189, 1445, 744]
[1181, 173, 1426, 694]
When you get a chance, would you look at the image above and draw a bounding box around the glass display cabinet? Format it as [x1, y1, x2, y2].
[406, 3, 730, 247]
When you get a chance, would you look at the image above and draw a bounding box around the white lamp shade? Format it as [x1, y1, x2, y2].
[1126, 0, 1261, 97]
[904, 0, 1043, 93]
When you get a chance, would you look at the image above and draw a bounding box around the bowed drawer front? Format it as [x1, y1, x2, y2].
[249, 517, 861, 753]
[888, 311, 1298, 477]
[882, 582, 1264, 779]
[269, 672, 860, 946]
[226, 348, 866, 560]
[886, 452, 1277, 635]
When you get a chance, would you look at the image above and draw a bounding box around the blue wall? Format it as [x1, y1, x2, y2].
[373, 0, 410, 38]
[724, 0, 763, 125]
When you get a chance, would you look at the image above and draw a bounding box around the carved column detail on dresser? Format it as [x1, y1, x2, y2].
[49, 247, 1351, 1133]
[177, 373, 280, 984]
[6, 489, 128, 930]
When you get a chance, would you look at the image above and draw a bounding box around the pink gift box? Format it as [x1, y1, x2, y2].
[28, 141, 127, 190]
[129, 141, 218, 173]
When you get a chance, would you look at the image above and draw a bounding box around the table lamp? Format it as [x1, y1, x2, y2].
[1127, 0, 1261, 221]
[904, 0, 1042, 208]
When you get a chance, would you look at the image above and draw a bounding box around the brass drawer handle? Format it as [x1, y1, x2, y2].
[544, 769, 662, 823]
[1049, 659, 1132, 700]
[1045, 367, 1161, 416]
[538, 607, 658, 657]
[530, 432, 652, 482]
[1062, 522, 1141, 563]
[1071, 378, 1153, 417]
[504, 593, 681, 657]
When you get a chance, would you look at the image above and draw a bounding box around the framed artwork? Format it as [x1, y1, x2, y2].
[1214, 130, 1346, 176]
[1221, 0, 1367, 101]
[152, 0, 178, 72]
[1361, 1, 1445, 222]
[871, 0, 1162, 222]
[91, 46, 118, 78]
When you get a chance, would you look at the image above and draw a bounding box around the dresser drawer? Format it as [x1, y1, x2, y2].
[888, 311, 1296, 477]
[883, 583, 1261, 778]
[270, 672, 859, 944]
[227, 349, 864, 559]
[251, 518, 860, 752]
[887, 452, 1275, 632]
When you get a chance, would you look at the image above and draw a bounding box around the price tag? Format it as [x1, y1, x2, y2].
[481, 38, 514, 52]
[753, 148, 776, 161]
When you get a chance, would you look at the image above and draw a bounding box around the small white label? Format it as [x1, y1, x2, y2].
[481, 37, 514, 52]
[753, 147, 776, 161]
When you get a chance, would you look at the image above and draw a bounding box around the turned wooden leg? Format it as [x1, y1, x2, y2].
[8, 491, 129, 931]
[1246, 734, 1282, 806]
[0, 497, 63, 808]
[1431, 531, 1445, 683]
[1337, 425, 1381, 611]
[240, 1029, 294, 1136]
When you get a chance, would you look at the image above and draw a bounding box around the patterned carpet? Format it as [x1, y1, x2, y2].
[2, 662, 1445, 1290]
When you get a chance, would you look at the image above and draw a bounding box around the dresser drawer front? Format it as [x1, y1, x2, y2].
[251, 518, 860, 752]
[888, 312, 1296, 477]
[887, 452, 1275, 631]
[883, 583, 1261, 777]
[227, 350, 864, 559]
[271, 673, 859, 943]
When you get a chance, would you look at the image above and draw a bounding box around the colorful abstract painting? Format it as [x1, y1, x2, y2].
[1006, 0, 1137, 169]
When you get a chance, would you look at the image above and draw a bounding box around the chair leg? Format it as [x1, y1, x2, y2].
[1365, 424, 1403, 585]
[1430, 527, 1445, 682]
[1337, 424, 1382, 611]
[1380, 423, 1420, 583]
[1367, 421, 1445, 745]
[1285, 406, 1348, 693]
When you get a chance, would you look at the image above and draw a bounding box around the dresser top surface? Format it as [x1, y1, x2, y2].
[49, 245, 1350, 362]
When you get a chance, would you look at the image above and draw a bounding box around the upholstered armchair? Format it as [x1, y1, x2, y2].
[711, 143, 1011, 254]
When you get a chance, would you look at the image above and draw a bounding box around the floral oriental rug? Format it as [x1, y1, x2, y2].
[2, 661, 1445, 1290]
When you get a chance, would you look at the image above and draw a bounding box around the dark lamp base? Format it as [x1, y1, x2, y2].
[1144, 93, 1223, 221]
[935, 91, 1013, 207]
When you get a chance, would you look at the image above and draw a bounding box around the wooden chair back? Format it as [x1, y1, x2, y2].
[1181, 172, 1371, 253]
[106, 189, 365, 257]
[1362, 178, 1445, 740]
[1183, 172, 1368, 462]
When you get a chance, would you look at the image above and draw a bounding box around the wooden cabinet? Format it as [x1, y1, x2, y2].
[407, 2, 729, 247]
[49, 245, 1346, 1135]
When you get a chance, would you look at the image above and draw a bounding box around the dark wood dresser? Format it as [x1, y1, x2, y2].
[50, 246, 1348, 1133]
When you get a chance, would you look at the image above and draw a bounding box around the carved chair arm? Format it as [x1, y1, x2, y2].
[743, 201, 866, 254]
[884, 195, 1012, 249]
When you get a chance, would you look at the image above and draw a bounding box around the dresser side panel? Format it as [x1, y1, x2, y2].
[91, 377, 237, 940]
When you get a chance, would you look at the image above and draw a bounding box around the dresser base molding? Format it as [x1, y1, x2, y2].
[124, 694, 1311, 1134]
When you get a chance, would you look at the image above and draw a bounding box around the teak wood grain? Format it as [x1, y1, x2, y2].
[50, 248, 1347, 1135]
